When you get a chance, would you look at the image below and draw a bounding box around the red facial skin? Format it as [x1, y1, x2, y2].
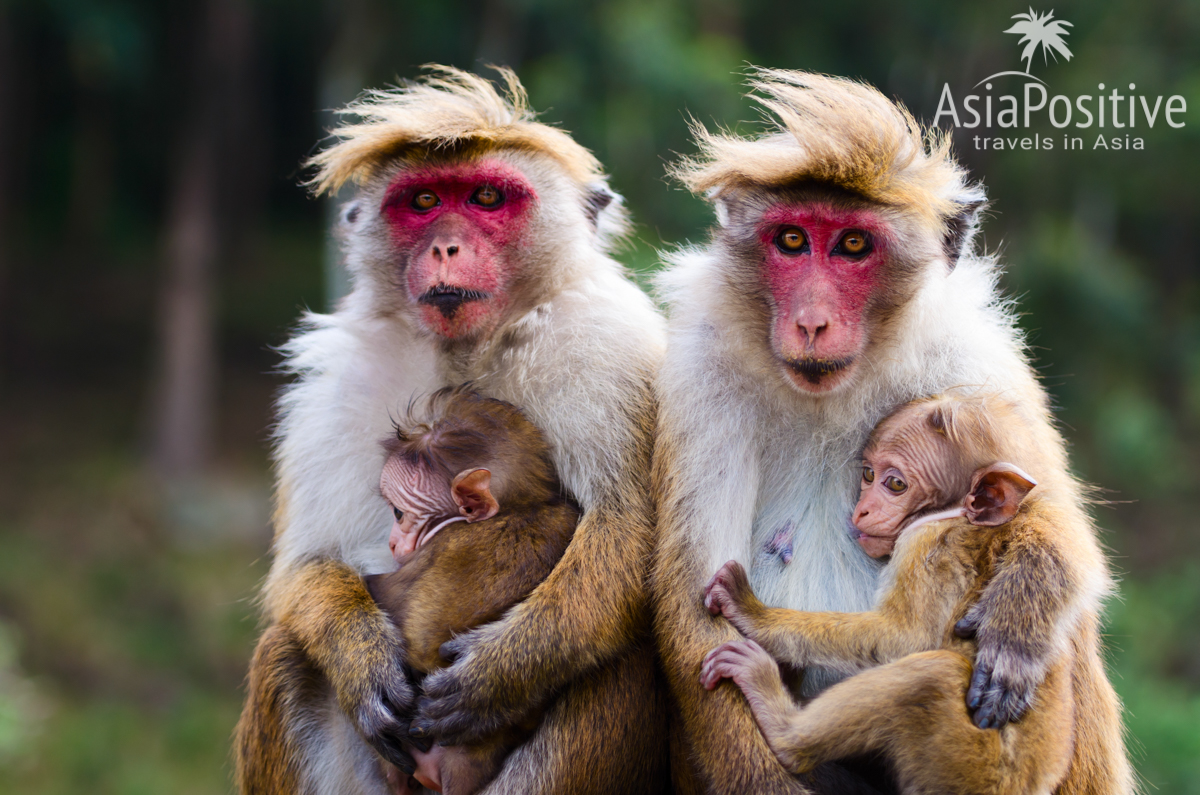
[759, 204, 891, 394]
[382, 160, 537, 339]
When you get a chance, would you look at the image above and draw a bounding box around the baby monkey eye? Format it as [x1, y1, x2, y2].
[412, 190, 440, 211]
[862, 465, 875, 483]
[884, 475, 907, 494]
[470, 185, 504, 208]
[775, 227, 807, 253]
[392, 506, 404, 521]
[837, 230, 871, 256]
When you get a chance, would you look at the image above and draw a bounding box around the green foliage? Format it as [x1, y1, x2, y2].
[1107, 569, 1200, 792]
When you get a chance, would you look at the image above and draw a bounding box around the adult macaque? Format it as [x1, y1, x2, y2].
[362, 387, 579, 795]
[651, 69, 1119, 792]
[701, 393, 1132, 794]
[235, 67, 668, 794]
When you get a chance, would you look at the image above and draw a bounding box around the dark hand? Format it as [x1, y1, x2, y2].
[410, 625, 539, 746]
[346, 657, 417, 772]
[955, 612, 1041, 730]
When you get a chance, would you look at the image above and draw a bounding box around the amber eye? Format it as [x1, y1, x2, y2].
[862, 465, 875, 484]
[412, 191, 440, 211]
[775, 227, 807, 253]
[838, 230, 871, 256]
[884, 475, 907, 494]
[470, 185, 504, 208]
[392, 506, 404, 521]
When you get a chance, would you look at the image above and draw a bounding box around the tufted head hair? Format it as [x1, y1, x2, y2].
[670, 69, 984, 231]
[308, 65, 608, 195]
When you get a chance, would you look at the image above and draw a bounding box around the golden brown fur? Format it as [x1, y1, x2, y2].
[668, 69, 973, 229]
[308, 66, 607, 194]
[236, 66, 669, 795]
[363, 390, 579, 794]
[652, 69, 1125, 794]
[704, 498, 1130, 794]
[700, 392, 1131, 793]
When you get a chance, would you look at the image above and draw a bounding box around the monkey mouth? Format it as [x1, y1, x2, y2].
[784, 356, 854, 385]
[418, 284, 490, 319]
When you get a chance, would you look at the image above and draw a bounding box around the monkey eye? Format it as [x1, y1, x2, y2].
[835, 230, 872, 257]
[470, 185, 504, 208]
[392, 506, 404, 521]
[412, 190, 440, 211]
[775, 227, 807, 254]
[884, 475, 907, 494]
[862, 465, 875, 484]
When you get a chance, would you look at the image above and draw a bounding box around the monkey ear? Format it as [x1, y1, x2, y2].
[942, 193, 986, 270]
[340, 199, 363, 228]
[583, 181, 630, 251]
[964, 463, 1037, 526]
[451, 468, 499, 522]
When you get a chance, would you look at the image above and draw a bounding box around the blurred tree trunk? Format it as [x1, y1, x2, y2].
[0, 9, 12, 383]
[151, 0, 254, 478]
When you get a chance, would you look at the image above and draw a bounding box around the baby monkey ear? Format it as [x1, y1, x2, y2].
[965, 463, 1037, 526]
[451, 468, 500, 522]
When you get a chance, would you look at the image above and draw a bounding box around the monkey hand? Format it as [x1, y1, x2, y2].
[330, 633, 418, 772]
[699, 639, 779, 694]
[955, 611, 1042, 730]
[703, 560, 763, 637]
[410, 623, 539, 746]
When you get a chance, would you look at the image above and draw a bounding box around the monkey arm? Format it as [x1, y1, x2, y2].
[746, 608, 929, 676]
[655, 549, 810, 793]
[412, 391, 658, 746]
[706, 560, 942, 675]
[272, 558, 416, 769]
[958, 500, 1097, 729]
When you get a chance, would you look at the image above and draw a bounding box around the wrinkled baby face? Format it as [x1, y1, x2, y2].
[851, 413, 961, 558]
[379, 455, 457, 561]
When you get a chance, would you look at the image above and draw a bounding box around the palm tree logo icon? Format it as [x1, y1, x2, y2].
[1005, 9, 1073, 74]
[976, 8, 1073, 87]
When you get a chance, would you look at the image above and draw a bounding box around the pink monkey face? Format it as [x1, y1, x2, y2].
[851, 452, 922, 558]
[758, 203, 892, 394]
[381, 159, 538, 340]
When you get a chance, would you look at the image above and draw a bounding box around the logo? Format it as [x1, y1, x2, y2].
[934, 8, 1186, 152]
[993, 8, 1073, 84]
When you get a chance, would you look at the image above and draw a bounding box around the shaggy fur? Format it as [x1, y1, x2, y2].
[236, 67, 669, 795]
[669, 69, 980, 230]
[702, 392, 1133, 794]
[650, 69, 1126, 794]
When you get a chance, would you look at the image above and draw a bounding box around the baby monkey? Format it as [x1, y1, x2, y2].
[363, 387, 578, 795]
[701, 393, 1130, 794]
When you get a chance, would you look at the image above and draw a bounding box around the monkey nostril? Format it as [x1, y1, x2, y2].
[447, 245, 459, 256]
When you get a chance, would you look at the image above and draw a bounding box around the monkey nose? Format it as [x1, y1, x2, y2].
[797, 319, 829, 345]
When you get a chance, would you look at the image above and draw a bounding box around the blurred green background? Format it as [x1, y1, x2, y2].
[0, 0, 1196, 792]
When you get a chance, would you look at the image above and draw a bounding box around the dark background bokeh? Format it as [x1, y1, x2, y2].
[0, 0, 1196, 792]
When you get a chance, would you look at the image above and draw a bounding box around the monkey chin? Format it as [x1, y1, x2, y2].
[780, 355, 857, 395]
[416, 296, 502, 341]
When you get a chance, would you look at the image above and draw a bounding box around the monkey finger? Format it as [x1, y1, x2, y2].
[954, 614, 981, 639]
[966, 664, 991, 710]
[367, 730, 417, 774]
[438, 635, 469, 664]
